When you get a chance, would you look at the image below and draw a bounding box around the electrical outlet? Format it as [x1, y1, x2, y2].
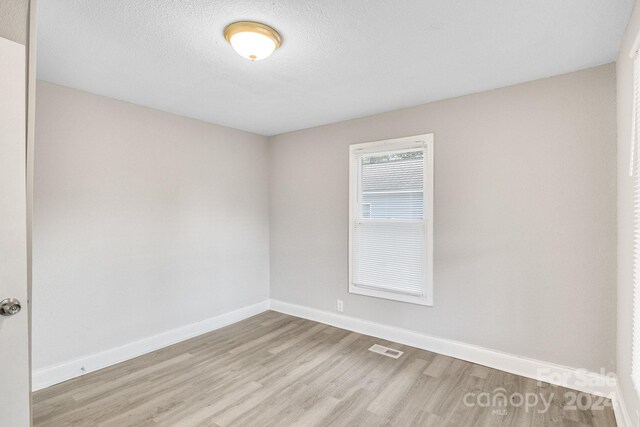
[336, 299, 344, 312]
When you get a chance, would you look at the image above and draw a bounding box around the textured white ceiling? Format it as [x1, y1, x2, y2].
[37, 0, 634, 136]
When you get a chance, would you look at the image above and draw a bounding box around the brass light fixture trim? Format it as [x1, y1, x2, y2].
[224, 21, 283, 50]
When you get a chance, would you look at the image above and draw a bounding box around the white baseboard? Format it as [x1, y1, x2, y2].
[269, 299, 618, 401]
[612, 382, 633, 427]
[32, 300, 270, 391]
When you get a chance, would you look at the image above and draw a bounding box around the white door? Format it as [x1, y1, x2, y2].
[0, 36, 31, 426]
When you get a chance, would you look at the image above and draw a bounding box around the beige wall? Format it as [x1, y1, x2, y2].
[618, 0, 640, 423]
[32, 81, 270, 370]
[269, 64, 617, 372]
[0, 0, 29, 45]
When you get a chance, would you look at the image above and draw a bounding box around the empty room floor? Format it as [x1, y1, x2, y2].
[33, 312, 615, 426]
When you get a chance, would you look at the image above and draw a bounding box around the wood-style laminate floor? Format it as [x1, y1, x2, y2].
[33, 311, 617, 426]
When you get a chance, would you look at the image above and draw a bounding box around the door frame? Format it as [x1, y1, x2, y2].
[26, 0, 37, 424]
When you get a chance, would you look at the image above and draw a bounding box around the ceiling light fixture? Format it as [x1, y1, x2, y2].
[224, 21, 282, 61]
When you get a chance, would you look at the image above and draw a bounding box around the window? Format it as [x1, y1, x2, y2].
[632, 53, 640, 392]
[349, 134, 434, 306]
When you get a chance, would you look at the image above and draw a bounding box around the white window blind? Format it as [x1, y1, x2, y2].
[349, 135, 434, 306]
[632, 53, 640, 392]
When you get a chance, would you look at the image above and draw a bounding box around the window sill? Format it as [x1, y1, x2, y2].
[348, 284, 432, 306]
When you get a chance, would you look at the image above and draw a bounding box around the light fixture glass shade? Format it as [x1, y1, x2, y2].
[224, 22, 282, 61]
[229, 32, 276, 60]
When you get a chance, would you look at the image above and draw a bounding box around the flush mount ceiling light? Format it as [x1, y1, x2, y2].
[224, 21, 282, 61]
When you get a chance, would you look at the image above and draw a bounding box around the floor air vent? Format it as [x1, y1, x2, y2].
[368, 344, 404, 359]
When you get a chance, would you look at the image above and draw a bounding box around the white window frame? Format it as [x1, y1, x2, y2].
[348, 134, 434, 306]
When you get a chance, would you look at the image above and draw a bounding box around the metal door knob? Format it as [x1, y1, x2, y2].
[0, 298, 21, 316]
